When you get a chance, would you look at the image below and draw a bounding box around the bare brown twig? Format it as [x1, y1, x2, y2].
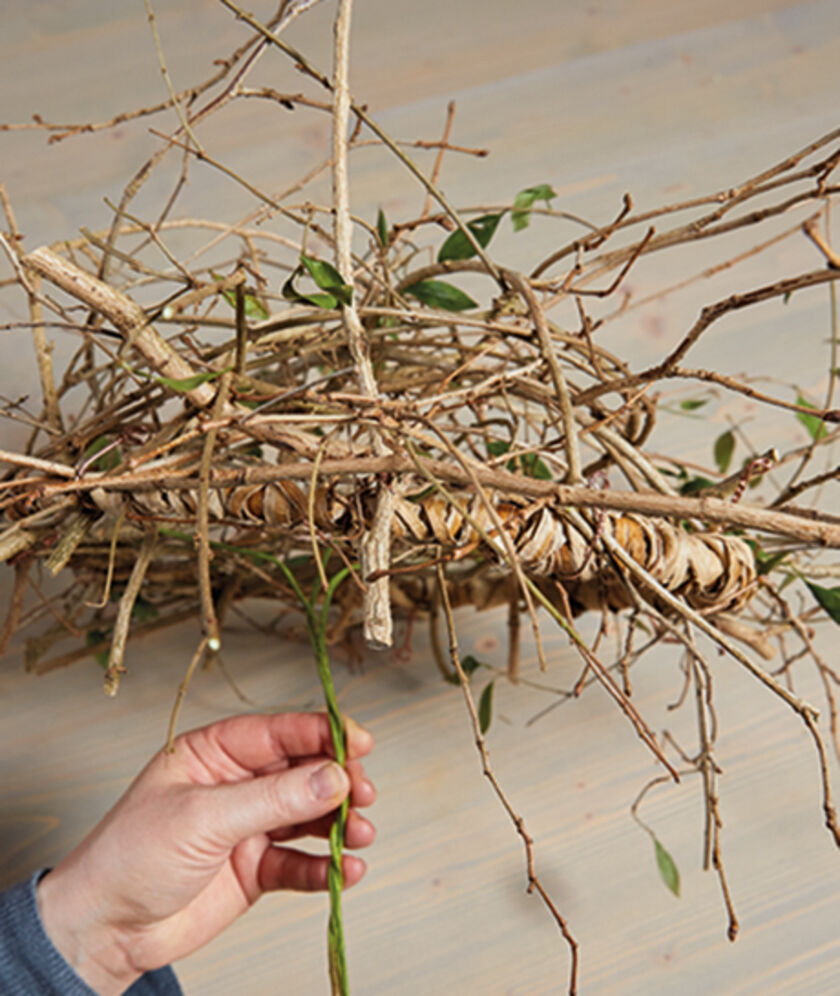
[435, 563, 579, 995]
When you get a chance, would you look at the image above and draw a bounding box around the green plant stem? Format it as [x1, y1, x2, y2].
[308, 565, 351, 996]
[158, 525, 352, 992]
[311, 623, 347, 989]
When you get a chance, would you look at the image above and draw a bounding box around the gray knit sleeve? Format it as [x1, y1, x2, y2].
[0, 871, 182, 995]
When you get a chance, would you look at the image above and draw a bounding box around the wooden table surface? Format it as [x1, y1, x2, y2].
[2, 2, 840, 993]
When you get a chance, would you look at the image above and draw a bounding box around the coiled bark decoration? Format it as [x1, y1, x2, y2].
[90, 481, 756, 617]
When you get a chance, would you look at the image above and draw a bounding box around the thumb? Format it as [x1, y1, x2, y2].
[206, 761, 350, 847]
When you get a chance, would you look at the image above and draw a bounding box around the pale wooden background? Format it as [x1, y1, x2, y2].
[2, 2, 840, 993]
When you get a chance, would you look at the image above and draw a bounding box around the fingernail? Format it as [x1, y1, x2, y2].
[310, 761, 347, 801]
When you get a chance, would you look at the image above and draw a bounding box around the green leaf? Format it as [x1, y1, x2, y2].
[282, 270, 337, 310]
[516, 452, 552, 480]
[155, 369, 224, 393]
[211, 272, 270, 320]
[445, 654, 485, 685]
[131, 597, 159, 623]
[437, 213, 503, 262]
[679, 476, 714, 496]
[243, 294, 269, 320]
[680, 399, 708, 411]
[282, 254, 354, 310]
[86, 628, 111, 670]
[778, 572, 797, 592]
[713, 430, 735, 474]
[376, 207, 388, 249]
[84, 435, 121, 472]
[486, 439, 511, 459]
[806, 580, 840, 625]
[403, 280, 478, 312]
[224, 288, 265, 318]
[754, 549, 789, 576]
[654, 837, 680, 897]
[300, 254, 353, 306]
[796, 394, 828, 441]
[406, 484, 437, 504]
[460, 654, 483, 677]
[478, 679, 495, 734]
[512, 183, 556, 232]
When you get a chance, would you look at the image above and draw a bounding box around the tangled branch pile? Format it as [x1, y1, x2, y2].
[3, 3, 840, 991]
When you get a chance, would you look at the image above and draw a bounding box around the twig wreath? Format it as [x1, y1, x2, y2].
[3, 2, 840, 992]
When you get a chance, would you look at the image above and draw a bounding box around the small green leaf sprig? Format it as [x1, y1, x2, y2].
[376, 184, 556, 314]
[444, 654, 496, 733]
[283, 253, 354, 309]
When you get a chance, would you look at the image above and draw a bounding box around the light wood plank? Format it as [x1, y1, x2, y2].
[2, 2, 840, 993]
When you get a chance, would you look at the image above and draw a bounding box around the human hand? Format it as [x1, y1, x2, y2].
[36, 712, 376, 995]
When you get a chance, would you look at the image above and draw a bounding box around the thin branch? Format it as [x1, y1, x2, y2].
[197, 373, 232, 651]
[143, 0, 205, 152]
[104, 529, 158, 696]
[575, 268, 840, 407]
[76, 456, 840, 548]
[166, 636, 209, 752]
[503, 269, 582, 483]
[435, 563, 579, 995]
[332, 0, 392, 649]
[215, 0, 503, 285]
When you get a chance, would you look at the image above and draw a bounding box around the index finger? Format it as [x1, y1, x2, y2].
[177, 712, 374, 781]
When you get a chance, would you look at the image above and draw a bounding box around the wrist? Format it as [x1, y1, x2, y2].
[36, 866, 141, 996]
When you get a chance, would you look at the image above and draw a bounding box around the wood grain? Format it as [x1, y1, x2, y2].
[2, 2, 840, 993]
